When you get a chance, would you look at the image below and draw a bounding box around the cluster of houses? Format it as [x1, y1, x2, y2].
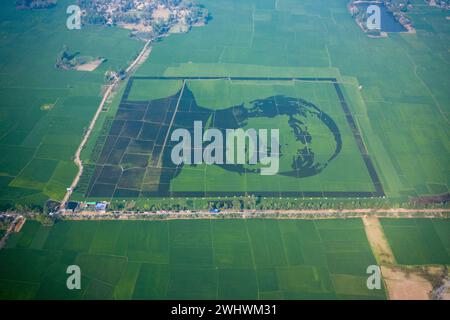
[65, 201, 109, 213]
[83, 0, 160, 16]
[16, 0, 57, 10]
[426, 0, 450, 9]
[349, 0, 415, 34]
[81, 0, 208, 32]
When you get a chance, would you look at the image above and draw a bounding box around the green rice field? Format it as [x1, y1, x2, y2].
[0, 219, 386, 300]
[0, 0, 143, 209]
[381, 218, 450, 265]
[130, 0, 449, 200]
[81, 77, 381, 199]
[0, 0, 448, 208]
[0, 0, 449, 303]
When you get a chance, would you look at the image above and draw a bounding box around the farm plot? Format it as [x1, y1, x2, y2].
[380, 218, 450, 265]
[134, 0, 450, 200]
[83, 77, 383, 200]
[0, 0, 143, 209]
[0, 219, 386, 300]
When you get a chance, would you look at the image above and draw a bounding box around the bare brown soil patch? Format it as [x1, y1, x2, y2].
[363, 216, 450, 300]
[119, 23, 153, 33]
[152, 7, 170, 21]
[363, 216, 396, 265]
[14, 217, 26, 232]
[74, 59, 105, 72]
[381, 265, 446, 300]
[40, 103, 55, 110]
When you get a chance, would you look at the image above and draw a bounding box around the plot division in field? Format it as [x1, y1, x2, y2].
[83, 77, 384, 199]
[0, 219, 387, 300]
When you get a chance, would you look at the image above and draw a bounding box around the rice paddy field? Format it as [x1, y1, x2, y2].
[0, 0, 143, 209]
[0, 0, 448, 207]
[0, 0, 449, 301]
[0, 218, 386, 300]
[81, 76, 382, 200]
[381, 218, 450, 265]
[128, 0, 449, 201]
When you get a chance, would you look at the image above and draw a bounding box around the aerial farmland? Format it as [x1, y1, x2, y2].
[0, 0, 448, 303]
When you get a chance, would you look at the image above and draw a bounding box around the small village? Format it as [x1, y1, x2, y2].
[64, 201, 110, 213]
[348, 0, 416, 36]
[16, 0, 210, 41]
[426, 0, 450, 9]
[78, 0, 210, 41]
[349, 0, 450, 36]
[15, 0, 57, 9]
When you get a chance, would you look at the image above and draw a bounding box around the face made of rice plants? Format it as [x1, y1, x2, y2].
[169, 90, 342, 178]
[171, 121, 280, 175]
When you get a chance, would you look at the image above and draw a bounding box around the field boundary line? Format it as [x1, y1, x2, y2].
[362, 216, 397, 265]
[60, 40, 153, 210]
[244, 219, 260, 299]
[405, 51, 449, 125]
[157, 80, 186, 168]
[117, 76, 385, 198]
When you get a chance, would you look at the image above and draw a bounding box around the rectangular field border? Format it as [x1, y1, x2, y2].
[112, 76, 385, 198]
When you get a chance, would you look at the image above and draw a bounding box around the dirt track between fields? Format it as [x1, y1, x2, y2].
[60, 208, 450, 219]
[363, 216, 396, 265]
[362, 216, 448, 300]
[0, 216, 24, 250]
[60, 40, 152, 209]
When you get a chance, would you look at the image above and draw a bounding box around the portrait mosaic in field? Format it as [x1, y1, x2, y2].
[83, 77, 384, 198]
[168, 93, 342, 177]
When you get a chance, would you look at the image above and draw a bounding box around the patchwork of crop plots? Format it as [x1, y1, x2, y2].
[133, 0, 450, 200]
[0, 1, 143, 209]
[1, 0, 448, 208]
[0, 219, 386, 299]
[82, 77, 384, 199]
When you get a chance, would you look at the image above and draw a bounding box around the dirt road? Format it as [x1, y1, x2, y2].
[60, 41, 152, 209]
[61, 207, 450, 219]
[0, 216, 24, 250]
[363, 216, 396, 265]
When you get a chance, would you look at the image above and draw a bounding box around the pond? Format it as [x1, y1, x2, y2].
[358, 3, 407, 32]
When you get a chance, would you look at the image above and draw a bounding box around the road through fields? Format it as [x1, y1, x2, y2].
[60, 40, 153, 209]
[59, 208, 450, 220]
